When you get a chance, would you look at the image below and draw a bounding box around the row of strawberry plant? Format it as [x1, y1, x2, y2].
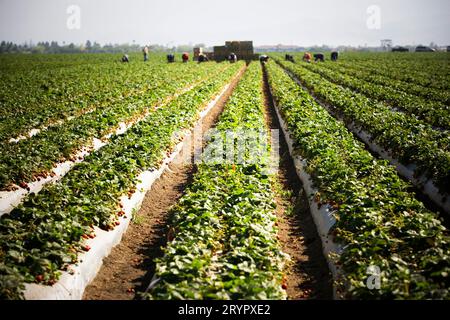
[0, 62, 243, 300]
[0, 53, 123, 74]
[274, 58, 450, 197]
[348, 61, 449, 91]
[0, 63, 228, 191]
[333, 52, 450, 87]
[294, 59, 449, 129]
[265, 60, 449, 299]
[0, 58, 207, 142]
[286, 52, 450, 91]
[144, 62, 288, 300]
[1, 60, 143, 141]
[313, 60, 450, 106]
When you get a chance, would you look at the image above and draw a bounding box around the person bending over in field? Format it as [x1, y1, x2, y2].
[285, 54, 295, 62]
[198, 53, 208, 63]
[182, 52, 189, 63]
[121, 54, 130, 63]
[314, 53, 325, 62]
[302, 52, 312, 63]
[228, 52, 237, 63]
[331, 51, 339, 61]
[260, 55, 269, 64]
[167, 53, 175, 63]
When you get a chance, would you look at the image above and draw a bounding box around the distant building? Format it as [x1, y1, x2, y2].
[254, 44, 304, 52]
[381, 39, 393, 51]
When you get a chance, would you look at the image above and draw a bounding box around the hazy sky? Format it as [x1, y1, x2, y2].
[0, 0, 449, 47]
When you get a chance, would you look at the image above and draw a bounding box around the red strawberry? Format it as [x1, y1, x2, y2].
[82, 245, 91, 252]
[281, 275, 288, 290]
[35, 275, 44, 282]
[167, 228, 175, 242]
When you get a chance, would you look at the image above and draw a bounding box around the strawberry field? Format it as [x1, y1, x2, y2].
[0, 52, 449, 300]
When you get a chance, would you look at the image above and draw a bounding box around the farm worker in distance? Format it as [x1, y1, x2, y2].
[259, 55, 269, 64]
[331, 51, 339, 61]
[228, 52, 237, 63]
[285, 54, 295, 62]
[143, 46, 149, 62]
[198, 53, 208, 63]
[302, 52, 312, 63]
[314, 53, 325, 62]
[121, 54, 130, 63]
[182, 52, 189, 63]
[167, 53, 175, 63]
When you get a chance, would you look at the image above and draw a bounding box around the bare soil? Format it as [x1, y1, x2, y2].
[83, 66, 246, 300]
[261, 63, 333, 300]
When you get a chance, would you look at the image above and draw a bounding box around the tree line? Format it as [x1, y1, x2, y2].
[0, 41, 208, 54]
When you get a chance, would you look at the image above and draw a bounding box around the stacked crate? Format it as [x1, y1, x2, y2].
[204, 52, 214, 60]
[213, 41, 256, 61]
[240, 41, 255, 60]
[213, 46, 228, 61]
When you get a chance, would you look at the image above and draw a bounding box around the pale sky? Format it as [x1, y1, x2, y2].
[0, 0, 449, 47]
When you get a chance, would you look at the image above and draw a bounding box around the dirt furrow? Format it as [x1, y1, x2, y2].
[261, 62, 333, 300]
[83, 66, 246, 300]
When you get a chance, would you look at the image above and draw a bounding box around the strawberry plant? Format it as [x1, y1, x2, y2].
[0, 62, 243, 299]
[0, 62, 229, 190]
[144, 63, 287, 300]
[297, 60, 450, 129]
[265, 60, 449, 299]
[273, 57, 450, 196]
